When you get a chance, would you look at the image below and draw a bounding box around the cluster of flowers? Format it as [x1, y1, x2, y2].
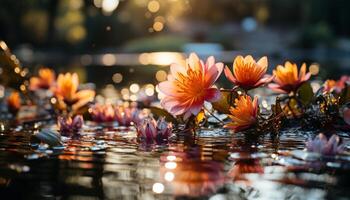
[90, 103, 172, 144]
[29, 69, 95, 112]
[90, 104, 143, 126]
[158, 53, 313, 131]
[57, 103, 173, 144]
[157, 53, 349, 155]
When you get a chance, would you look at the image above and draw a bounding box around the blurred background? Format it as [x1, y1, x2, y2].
[0, 0, 350, 100]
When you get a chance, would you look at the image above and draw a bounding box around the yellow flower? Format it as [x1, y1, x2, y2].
[224, 55, 273, 90]
[54, 73, 95, 111]
[269, 61, 311, 93]
[29, 68, 56, 90]
[225, 95, 258, 132]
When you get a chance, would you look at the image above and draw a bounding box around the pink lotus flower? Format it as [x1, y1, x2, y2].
[224, 55, 273, 90]
[306, 133, 344, 156]
[90, 104, 116, 122]
[269, 61, 311, 94]
[136, 117, 172, 144]
[115, 106, 144, 126]
[58, 115, 84, 136]
[158, 53, 223, 119]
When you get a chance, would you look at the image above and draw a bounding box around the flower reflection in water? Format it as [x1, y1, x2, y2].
[159, 146, 226, 197]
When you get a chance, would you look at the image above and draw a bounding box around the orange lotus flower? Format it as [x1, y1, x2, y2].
[54, 73, 95, 111]
[225, 95, 259, 132]
[29, 68, 56, 91]
[7, 91, 21, 114]
[269, 61, 311, 93]
[158, 53, 223, 119]
[224, 55, 273, 90]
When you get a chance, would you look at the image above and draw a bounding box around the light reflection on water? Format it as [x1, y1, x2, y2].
[0, 124, 349, 199]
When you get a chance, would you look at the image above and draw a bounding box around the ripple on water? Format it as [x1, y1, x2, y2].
[0, 124, 349, 199]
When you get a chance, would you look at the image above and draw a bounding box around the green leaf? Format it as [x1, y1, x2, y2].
[297, 83, 314, 106]
[149, 106, 178, 125]
[32, 129, 63, 147]
[212, 90, 238, 114]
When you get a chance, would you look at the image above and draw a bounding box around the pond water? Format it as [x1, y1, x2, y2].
[0, 123, 350, 200]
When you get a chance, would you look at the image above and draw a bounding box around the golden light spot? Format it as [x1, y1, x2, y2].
[14, 67, 20, 73]
[20, 84, 26, 91]
[93, 0, 103, 8]
[154, 16, 165, 23]
[0, 41, 8, 50]
[164, 172, 174, 182]
[139, 53, 150, 65]
[102, 54, 116, 66]
[148, 0, 160, 13]
[309, 63, 320, 75]
[112, 73, 123, 83]
[145, 84, 155, 96]
[67, 25, 86, 44]
[155, 70, 167, 82]
[166, 155, 176, 161]
[102, 0, 120, 14]
[153, 21, 164, 32]
[130, 94, 137, 101]
[50, 98, 57, 104]
[121, 88, 129, 95]
[152, 183, 164, 194]
[164, 161, 177, 169]
[130, 83, 140, 93]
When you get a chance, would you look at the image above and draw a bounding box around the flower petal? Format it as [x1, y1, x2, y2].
[205, 88, 221, 102]
[224, 66, 237, 84]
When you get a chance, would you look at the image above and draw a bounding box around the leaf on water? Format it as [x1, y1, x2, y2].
[33, 129, 63, 147]
[297, 82, 314, 106]
[149, 106, 178, 125]
[212, 90, 238, 114]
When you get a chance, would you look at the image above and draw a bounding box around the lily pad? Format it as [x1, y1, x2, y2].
[297, 83, 314, 106]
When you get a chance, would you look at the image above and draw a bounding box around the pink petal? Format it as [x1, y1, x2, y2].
[204, 65, 219, 87]
[268, 83, 288, 94]
[158, 81, 178, 96]
[170, 63, 186, 78]
[183, 110, 192, 120]
[206, 56, 215, 70]
[302, 72, 312, 82]
[190, 102, 203, 115]
[214, 62, 224, 80]
[257, 56, 268, 68]
[254, 74, 274, 87]
[224, 66, 237, 84]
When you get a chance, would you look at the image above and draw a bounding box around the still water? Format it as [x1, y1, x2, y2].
[0, 123, 349, 200]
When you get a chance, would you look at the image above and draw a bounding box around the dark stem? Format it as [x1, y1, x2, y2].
[203, 107, 224, 125]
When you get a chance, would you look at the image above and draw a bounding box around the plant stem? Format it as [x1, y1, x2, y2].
[203, 107, 224, 125]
